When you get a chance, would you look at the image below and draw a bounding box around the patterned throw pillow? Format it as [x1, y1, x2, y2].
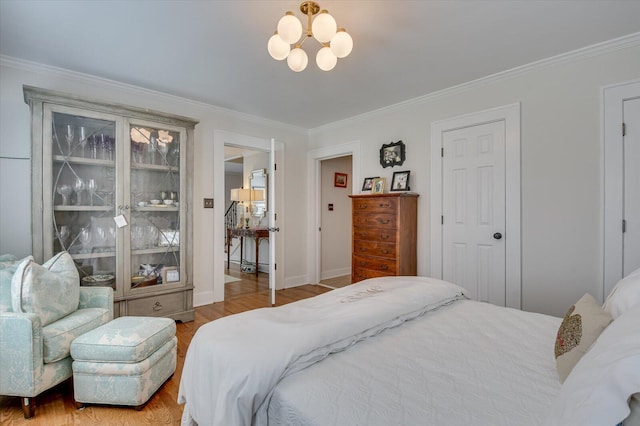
[11, 252, 80, 326]
[555, 293, 613, 383]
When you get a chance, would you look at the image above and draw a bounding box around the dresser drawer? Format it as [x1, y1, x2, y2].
[353, 240, 396, 258]
[353, 213, 397, 229]
[127, 292, 184, 317]
[353, 228, 397, 243]
[352, 198, 397, 214]
[353, 254, 397, 273]
[352, 267, 394, 283]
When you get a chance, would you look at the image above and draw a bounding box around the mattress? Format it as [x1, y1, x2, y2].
[267, 299, 562, 426]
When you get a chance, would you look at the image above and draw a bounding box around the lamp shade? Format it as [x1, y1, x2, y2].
[312, 10, 337, 43]
[268, 33, 291, 60]
[330, 29, 353, 58]
[277, 12, 303, 44]
[316, 46, 337, 71]
[251, 189, 265, 202]
[287, 47, 308, 72]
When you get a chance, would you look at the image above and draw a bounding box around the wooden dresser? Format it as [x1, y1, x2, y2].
[349, 193, 419, 283]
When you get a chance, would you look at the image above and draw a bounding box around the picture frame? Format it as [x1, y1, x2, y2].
[379, 140, 406, 168]
[161, 266, 180, 283]
[361, 176, 380, 192]
[334, 172, 348, 188]
[371, 177, 386, 194]
[139, 263, 164, 284]
[390, 170, 411, 192]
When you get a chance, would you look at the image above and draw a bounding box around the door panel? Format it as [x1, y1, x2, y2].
[624, 97, 640, 276]
[443, 121, 506, 305]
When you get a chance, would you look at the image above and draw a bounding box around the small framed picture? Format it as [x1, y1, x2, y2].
[371, 178, 386, 194]
[334, 172, 348, 188]
[140, 263, 164, 284]
[162, 266, 180, 283]
[390, 170, 411, 192]
[379, 140, 406, 168]
[361, 176, 380, 192]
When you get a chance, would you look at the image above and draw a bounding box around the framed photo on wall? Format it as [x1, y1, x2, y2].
[371, 178, 386, 194]
[379, 140, 406, 168]
[361, 176, 379, 192]
[334, 172, 348, 188]
[390, 170, 411, 191]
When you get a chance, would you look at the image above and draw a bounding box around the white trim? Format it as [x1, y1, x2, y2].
[307, 142, 361, 284]
[430, 103, 521, 309]
[310, 33, 640, 134]
[0, 55, 308, 135]
[602, 80, 640, 299]
[320, 267, 351, 281]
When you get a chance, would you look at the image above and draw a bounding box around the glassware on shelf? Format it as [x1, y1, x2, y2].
[78, 126, 87, 157]
[87, 178, 97, 206]
[58, 225, 69, 248]
[146, 225, 159, 248]
[73, 177, 85, 205]
[65, 124, 74, 156]
[170, 191, 178, 202]
[158, 141, 169, 165]
[101, 135, 114, 161]
[170, 144, 180, 167]
[79, 227, 92, 253]
[56, 184, 73, 206]
[88, 135, 98, 159]
[148, 133, 158, 164]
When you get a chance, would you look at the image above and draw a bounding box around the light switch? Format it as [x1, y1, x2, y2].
[328, 203, 334, 211]
[204, 198, 214, 208]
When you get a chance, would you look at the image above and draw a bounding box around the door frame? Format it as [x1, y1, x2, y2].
[307, 142, 361, 285]
[213, 130, 285, 303]
[430, 103, 521, 308]
[602, 80, 640, 298]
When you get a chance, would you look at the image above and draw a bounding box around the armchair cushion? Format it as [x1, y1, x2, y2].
[11, 252, 80, 326]
[0, 254, 20, 313]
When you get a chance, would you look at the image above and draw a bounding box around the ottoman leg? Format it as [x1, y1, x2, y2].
[21, 397, 35, 419]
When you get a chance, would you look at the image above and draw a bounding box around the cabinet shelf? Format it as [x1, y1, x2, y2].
[54, 205, 114, 212]
[132, 246, 179, 255]
[131, 162, 178, 172]
[70, 251, 116, 260]
[53, 155, 115, 167]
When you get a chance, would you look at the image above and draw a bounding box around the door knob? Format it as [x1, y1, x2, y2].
[493, 232, 502, 240]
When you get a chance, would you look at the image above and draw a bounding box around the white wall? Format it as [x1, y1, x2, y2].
[308, 42, 640, 317]
[0, 58, 309, 307]
[320, 156, 352, 279]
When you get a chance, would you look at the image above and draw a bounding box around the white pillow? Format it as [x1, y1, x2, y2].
[547, 304, 640, 426]
[604, 267, 640, 319]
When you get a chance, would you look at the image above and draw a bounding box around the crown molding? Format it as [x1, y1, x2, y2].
[0, 55, 308, 136]
[310, 32, 640, 135]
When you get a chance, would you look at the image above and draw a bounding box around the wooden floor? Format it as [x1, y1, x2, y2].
[0, 265, 331, 425]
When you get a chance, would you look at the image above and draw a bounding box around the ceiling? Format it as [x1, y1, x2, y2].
[1, 1, 639, 129]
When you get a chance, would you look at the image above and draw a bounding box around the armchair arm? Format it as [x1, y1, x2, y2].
[78, 287, 114, 320]
[0, 312, 43, 396]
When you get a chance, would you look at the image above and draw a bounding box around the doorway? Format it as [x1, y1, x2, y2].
[319, 155, 353, 289]
[603, 80, 640, 297]
[431, 104, 521, 308]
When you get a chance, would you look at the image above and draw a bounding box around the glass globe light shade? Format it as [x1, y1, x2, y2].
[316, 47, 337, 71]
[287, 47, 308, 72]
[268, 33, 290, 60]
[330, 29, 353, 58]
[277, 12, 303, 44]
[312, 11, 337, 43]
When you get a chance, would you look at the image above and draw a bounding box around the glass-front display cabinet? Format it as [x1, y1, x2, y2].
[24, 86, 197, 322]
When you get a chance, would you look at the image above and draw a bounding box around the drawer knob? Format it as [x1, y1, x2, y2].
[379, 203, 390, 208]
[377, 219, 390, 224]
[153, 301, 163, 311]
[359, 247, 367, 252]
[381, 249, 389, 254]
[381, 234, 390, 240]
[358, 204, 368, 209]
[380, 265, 389, 271]
[359, 261, 367, 266]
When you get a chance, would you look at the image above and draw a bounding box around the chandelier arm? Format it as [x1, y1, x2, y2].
[306, 2, 314, 38]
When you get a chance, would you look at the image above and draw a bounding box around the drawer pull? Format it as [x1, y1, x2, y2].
[359, 261, 367, 266]
[358, 204, 368, 209]
[381, 249, 389, 254]
[378, 203, 391, 208]
[380, 234, 390, 240]
[358, 247, 368, 252]
[153, 301, 163, 311]
[380, 265, 389, 271]
[377, 219, 390, 224]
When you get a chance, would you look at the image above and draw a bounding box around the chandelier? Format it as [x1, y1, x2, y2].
[267, 1, 353, 72]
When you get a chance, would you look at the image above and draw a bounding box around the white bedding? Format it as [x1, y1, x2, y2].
[179, 277, 466, 426]
[267, 298, 562, 426]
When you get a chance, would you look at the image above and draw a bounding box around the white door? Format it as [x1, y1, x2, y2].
[269, 138, 277, 305]
[442, 121, 506, 305]
[624, 97, 640, 276]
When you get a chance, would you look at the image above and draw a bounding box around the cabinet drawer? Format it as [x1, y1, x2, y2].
[127, 292, 184, 317]
[353, 213, 397, 229]
[353, 255, 397, 273]
[352, 267, 394, 283]
[353, 240, 396, 258]
[353, 228, 397, 243]
[352, 198, 397, 214]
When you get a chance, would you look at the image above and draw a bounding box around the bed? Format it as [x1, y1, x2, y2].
[178, 275, 640, 426]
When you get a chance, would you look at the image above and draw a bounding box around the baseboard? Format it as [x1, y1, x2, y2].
[284, 274, 310, 289]
[321, 267, 351, 281]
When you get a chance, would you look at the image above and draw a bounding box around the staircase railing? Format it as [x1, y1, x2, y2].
[225, 201, 238, 248]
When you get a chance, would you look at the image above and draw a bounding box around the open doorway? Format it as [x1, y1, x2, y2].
[318, 155, 353, 289]
[224, 145, 271, 299]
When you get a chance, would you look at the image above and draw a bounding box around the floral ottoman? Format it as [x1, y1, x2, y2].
[70, 316, 177, 409]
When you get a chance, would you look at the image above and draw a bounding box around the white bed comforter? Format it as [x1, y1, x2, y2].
[178, 277, 466, 426]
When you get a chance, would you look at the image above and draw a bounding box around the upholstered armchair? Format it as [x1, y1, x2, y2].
[0, 252, 113, 418]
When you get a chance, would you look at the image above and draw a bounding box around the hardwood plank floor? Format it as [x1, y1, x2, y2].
[0, 265, 331, 425]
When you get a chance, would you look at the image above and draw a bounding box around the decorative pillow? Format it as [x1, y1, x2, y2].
[0, 254, 20, 313]
[11, 252, 80, 326]
[603, 267, 640, 319]
[547, 304, 640, 426]
[555, 293, 612, 383]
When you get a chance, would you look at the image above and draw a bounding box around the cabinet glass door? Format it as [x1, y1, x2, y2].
[48, 109, 118, 291]
[127, 123, 184, 292]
